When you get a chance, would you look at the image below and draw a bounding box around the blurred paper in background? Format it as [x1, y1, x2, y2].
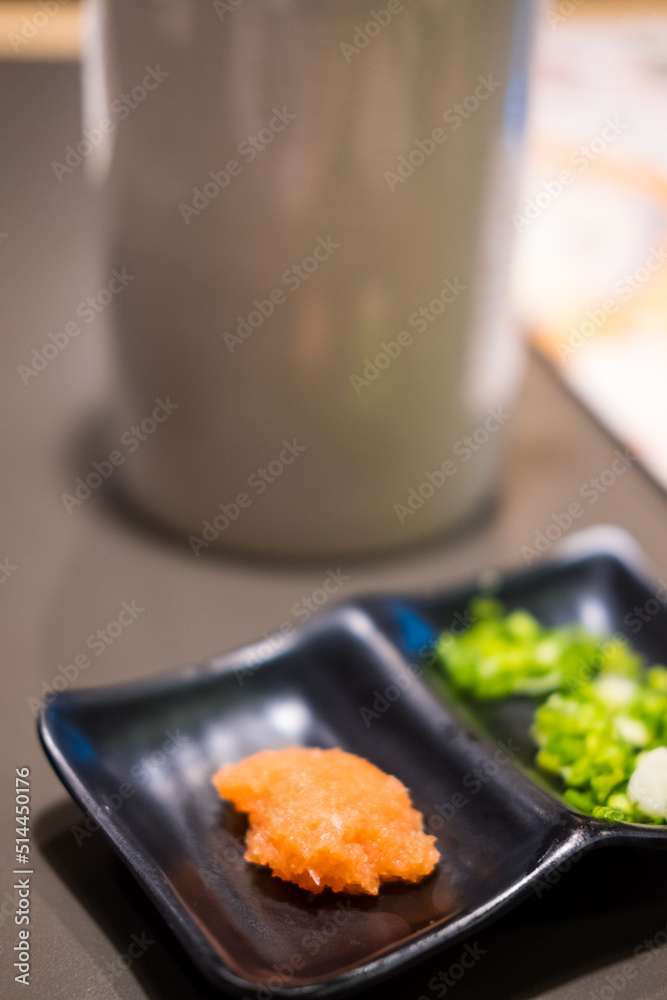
[517, 5, 667, 489]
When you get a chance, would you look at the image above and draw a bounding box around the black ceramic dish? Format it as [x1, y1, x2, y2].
[38, 526, 667, 998]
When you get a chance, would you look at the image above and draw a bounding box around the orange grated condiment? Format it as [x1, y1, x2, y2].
[212, 746, 439, 895]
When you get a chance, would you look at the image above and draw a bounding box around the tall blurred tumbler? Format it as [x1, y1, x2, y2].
[86, 0, 533, 557]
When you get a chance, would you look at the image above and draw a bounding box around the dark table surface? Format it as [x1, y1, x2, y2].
[1, 58, 667, 1000]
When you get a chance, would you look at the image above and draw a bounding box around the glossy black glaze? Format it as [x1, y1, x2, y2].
[38, 529, 667, 997]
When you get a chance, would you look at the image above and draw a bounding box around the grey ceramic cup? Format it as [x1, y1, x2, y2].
[83, 0, 533, 557]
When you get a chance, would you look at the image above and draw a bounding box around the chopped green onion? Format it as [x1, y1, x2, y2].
[434, 598, 667, 824]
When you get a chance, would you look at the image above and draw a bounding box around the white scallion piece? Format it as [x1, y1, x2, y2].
[628, 747, 667, 819]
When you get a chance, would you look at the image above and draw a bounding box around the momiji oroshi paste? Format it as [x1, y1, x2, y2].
[212, 747, 439, 895]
